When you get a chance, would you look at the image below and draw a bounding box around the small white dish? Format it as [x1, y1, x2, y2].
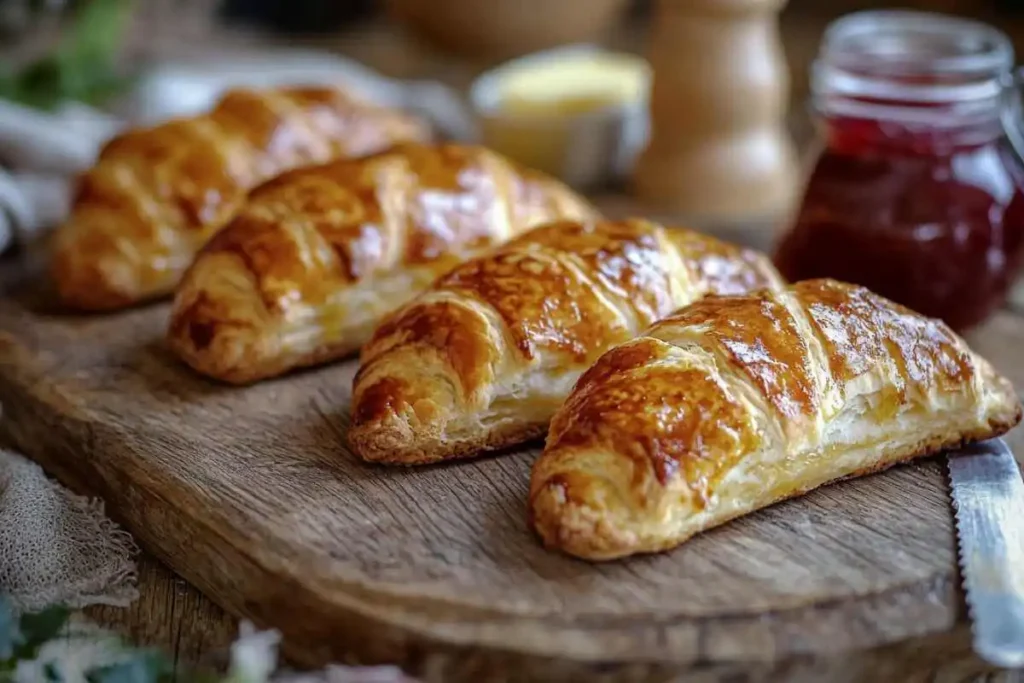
[468, 44, 650, 189]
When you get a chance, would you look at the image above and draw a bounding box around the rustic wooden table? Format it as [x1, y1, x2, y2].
[7, 6, 1024, 680]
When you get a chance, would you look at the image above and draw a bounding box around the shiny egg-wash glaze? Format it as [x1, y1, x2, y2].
[530, 279, 1022, 561]
[51, 87, 431, 311]
[167, 143, 597, 385]
[348, 218, 784, 465]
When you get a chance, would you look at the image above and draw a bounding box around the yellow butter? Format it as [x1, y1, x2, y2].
[496, 52, 649, 117]
[476, 50, 649, 178]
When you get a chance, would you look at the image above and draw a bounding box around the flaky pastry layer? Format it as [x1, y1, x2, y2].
[528, 279, 1022, 561]
[166, 143, 597, 384]
[349, 218, 784, 465]
[51, 86, 430, 311]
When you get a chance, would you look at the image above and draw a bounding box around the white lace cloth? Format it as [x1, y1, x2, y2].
[0, 448, 138, 612]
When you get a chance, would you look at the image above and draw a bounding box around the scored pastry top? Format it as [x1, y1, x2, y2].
[187, 144, 593, 312]
[361, 217, 779, 372]
[530, 278, 1021, 560]
[52, 86, 432, 311]
[349, 218, 783, 464]
[166, 143, 597, 385]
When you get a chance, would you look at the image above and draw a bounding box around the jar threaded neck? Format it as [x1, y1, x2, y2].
[812, 11, 1014, 130]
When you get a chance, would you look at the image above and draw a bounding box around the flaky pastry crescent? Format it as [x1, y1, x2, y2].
[51, 86, 430, 311]
[349, 218, 784, 465]
[166, 143, 597, 385]
[529, 279, 1022, 561]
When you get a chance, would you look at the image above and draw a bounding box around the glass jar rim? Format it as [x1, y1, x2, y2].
[820, 10, 1013, 79]
[812, 10, 1017, 127]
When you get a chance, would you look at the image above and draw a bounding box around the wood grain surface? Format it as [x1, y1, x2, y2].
[0, 247, 1022, 682]
[84, 555, 239, 676]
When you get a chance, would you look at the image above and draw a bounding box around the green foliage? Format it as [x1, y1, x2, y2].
[0, 596, 273, 683]
[0, 0, 136, 110]
[13, 604, 72, 661]
[0, 596, 72, 676]
[0, 596, 16, 661]
[0, 597, 177, 682]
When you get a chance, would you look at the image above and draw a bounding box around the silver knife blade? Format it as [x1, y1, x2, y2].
[948, 437, 1024, 669]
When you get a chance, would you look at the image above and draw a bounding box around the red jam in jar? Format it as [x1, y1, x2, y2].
[773, 11, 1024, 331]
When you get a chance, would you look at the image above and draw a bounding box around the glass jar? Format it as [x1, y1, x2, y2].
[773, 11, 1024, 331]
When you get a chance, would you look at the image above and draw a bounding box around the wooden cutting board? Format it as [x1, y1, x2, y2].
[1, 260, 1023, 683]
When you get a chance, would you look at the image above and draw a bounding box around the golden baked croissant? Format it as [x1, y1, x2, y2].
[349, 218, 785, 465]
[166, 143, 597, 385]
[529, 278, 1022, 561]
[51, 86, 431, 311]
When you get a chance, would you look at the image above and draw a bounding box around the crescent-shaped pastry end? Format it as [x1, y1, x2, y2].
[51, 211, 179, 311]
[166, 250, 285, 385]
[348, 360, 550, 465]
[529, 446, 656, 561]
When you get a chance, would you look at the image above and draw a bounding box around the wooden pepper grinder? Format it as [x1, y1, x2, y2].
[632, 0, 798, 222]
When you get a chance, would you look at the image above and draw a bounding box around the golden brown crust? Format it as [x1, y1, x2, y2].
[529, 279, 1023, 561]
[50, 86, 431, 311]
[166, 143, 597, 385]
[348, 218, 785, 465]
[665, 293, 818, 423]
[351, 416, 549, 466]
[530, 414, 1019, 561]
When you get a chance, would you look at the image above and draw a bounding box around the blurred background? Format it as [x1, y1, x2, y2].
[5, 0, 1024, 327]
[4, 0, 1024, 109]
